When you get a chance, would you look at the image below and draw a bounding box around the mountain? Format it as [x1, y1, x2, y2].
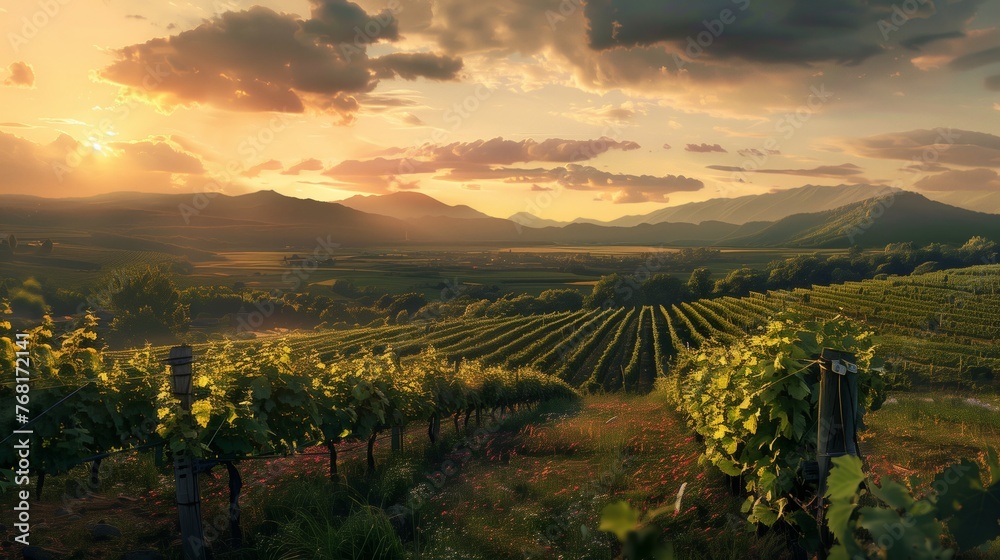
[557, 184, 897, 227]
[7, 189, 998, 252]
[726, 191, 1000, 248]
[507, 212, 571, 228]
[338, 192, 492, 220]
[0, 190, 411, 253]
[923, 190, 1000, 215]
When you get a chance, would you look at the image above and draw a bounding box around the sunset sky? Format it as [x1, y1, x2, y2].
[2, 0, 1000, 221]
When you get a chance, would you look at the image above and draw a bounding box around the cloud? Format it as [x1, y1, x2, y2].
[913, 168, 1000, 191]
[948, 46, 1000, 70]
[4, 62, 35, 88]
[394, 0, 987, 120]
[321, 136, 642, 193]
[438, 163, 703, 203]
[370, 52, 463, 81]
[109, 139, 206, 173]
[845, 129, 1000, 168]
[462, 183, 481, 190]
[581, 0, 975, 66]
[662, 143, 671, 150]
[530, 184, 553, 191]
[0, 132, 213, 197]
[282, 158, 325, 175]
[706, 163, 864, 178]
[242, 159, 283, 177]
[97, 4, 461, 121]
[125, 14, 147, 20]
[685, 143, 727, 153]
[737, 148, 780, 157]
[302, 0, 399, 44]
[552, 101, 647, 125]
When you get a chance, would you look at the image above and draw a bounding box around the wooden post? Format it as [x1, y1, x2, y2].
[391, 425, 402, 453]
[166, 345, 207, 560]
[815, 348, 860, 559]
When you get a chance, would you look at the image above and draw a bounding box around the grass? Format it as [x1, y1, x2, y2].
[4, 389, 998, 559]
[411, 393, 791, 560]
[862, 390, 1000, 483]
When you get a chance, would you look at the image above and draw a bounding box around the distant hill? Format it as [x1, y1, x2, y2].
[530, 184, 896, 227]
[726, 191, 1000, 248]
[923, 190, 1000, 215]
[338, 192, 491, 220]
[5, 189, 999, 251]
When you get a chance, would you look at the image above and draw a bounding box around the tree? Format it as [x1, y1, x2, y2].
[714, 267, 768, 297]
[7, 234, 17, 253]
[538, 288, 584, 312]
[640, 273, 687, 306]
[687, 268, 713, 300]
[584, 273, 633, 309]
[960, 236, 997, 264]
[105, 266, 189, 347]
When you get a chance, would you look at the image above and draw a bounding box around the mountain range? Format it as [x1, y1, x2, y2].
[2, 186, 999, 254]
[510, 184, 896, 227]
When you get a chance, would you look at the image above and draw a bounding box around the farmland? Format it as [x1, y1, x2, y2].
[5, 261, 1000, 558]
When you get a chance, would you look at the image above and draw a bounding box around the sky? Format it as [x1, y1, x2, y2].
[1, 0, 999, 221]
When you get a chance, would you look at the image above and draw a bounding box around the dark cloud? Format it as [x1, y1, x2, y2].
[685, 143, 727, 153]
[900, 31, 965, 50]
[530, 184, 553, 191]
[125, 14, 147, 20]
[985, 74, 1000, 91]
[98, 5, 461, 120]
[663, 143, 672, 150]
[4, 62, 34, 88]
[584, 0, 885, 65]
[282, 158, 325, 175]
[913, 168, 1000, 191]
[847, 129, 1000, 168]
[949, 46, 1000, 70]
[370, 52, 463, 81]
[302, 0, 399, 44]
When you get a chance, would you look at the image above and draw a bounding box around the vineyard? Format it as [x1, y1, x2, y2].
[6, 266, 1000, 557]
[101, 264, 1000, 394]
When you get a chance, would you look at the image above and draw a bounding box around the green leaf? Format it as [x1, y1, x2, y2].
[752, 502, 778, 526]
[869, 479, 914, 511]
[599, 500, 641, 542]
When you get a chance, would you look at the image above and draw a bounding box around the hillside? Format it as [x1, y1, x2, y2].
[337, 191, 492, 220]
[525, 184, 895, 227]
[726, 191, 1000, 247]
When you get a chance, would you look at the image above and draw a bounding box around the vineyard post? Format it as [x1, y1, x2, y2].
[166, 345, 207, 560]
[815, 348, 860, 558]
[392, 425, 402, 452]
